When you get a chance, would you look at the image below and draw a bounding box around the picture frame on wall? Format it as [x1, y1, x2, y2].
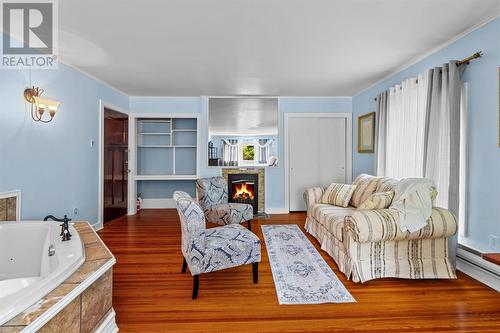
[358, 112, 375, 153]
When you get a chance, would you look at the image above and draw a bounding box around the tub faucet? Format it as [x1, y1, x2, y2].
[43, 214, 72, 241]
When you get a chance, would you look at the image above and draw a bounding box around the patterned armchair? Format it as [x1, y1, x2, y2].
[173, 191, 261, 299]
[196, 176, 254, 230]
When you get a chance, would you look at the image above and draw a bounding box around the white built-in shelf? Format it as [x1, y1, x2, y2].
[141, 133, 171, 135]
[135, 117, 198, 207]
[138, 145, 173, 148]
[141, 119, 171, 123]
[135, 175, 198, 181]
[138, 145, 196, 148]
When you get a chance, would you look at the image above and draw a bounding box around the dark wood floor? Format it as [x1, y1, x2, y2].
[98, 209, 500, 333]
[483, 253, 500, 266]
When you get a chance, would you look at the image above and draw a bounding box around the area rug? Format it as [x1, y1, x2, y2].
[262, 224, 355, 304]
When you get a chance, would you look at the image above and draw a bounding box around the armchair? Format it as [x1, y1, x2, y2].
[196, 176, 254, 230]
[173, 191, 261, 299]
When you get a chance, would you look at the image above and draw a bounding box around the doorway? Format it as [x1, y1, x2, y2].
[285, 113, 352, 211]
[103, 108, 129, 224]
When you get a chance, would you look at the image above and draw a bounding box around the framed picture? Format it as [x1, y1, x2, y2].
[358, 112, 375, 153]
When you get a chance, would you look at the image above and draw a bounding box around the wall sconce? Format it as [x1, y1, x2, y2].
[24, 86, 61, 123]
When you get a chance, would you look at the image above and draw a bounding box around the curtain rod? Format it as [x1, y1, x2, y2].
[373, 51, 483, 101]
[456, 51, 483, 66]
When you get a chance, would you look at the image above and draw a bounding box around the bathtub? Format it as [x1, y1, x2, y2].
[0, 221, 85, 325]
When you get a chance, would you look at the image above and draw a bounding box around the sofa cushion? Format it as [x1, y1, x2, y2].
[204, 203, 253, 226]
[358, 191, 394, 209]
[321, 183, 357, 207]
[344, 207, 457, 243]
[311, 203, 357, 241]
[204, 224, 261, 273]
[375, 176, 399, 192]
[350, 174, 379, 207]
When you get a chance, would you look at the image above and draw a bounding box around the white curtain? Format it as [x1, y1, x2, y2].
[374, 91, 388, 175]
[375, 61, 465, 266]
[257, 139, 272, 164]
[383, 73, 428, 179]
[423, 62, 464, 214]
[223, 139, 238, 166]
[458, 83, 469, 237]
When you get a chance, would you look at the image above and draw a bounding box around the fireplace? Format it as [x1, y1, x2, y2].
[228, 173, 259, 214]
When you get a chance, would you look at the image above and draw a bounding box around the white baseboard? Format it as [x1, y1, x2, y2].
[265, 208, 289, 214]
[141, 198, 176, 209]
[94, 308, 119, 333]
[457, 248, 500, 292]
[92, 222, 103, 231]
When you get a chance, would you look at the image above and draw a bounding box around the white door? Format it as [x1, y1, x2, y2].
[288, 116, 347, 211]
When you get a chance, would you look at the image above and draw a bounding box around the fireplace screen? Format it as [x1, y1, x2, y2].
[227, 174, 259, 214]
[232, 181, 255, 201]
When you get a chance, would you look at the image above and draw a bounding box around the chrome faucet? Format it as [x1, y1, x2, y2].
[43, 214, 72, 241]
[48, 244, 56, 256]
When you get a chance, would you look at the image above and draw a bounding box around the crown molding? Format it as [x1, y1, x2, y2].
[354, 14, 500, 97]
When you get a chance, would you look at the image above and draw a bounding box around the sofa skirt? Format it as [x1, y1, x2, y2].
[305, 216, 457, 283]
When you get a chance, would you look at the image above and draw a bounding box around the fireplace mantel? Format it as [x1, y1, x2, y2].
[222, 168, 265, 214]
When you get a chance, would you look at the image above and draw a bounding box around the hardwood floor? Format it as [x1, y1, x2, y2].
[98, 209, 500, 333]
[482, 253, 500, 266]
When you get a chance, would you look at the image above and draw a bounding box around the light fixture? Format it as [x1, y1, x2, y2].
[24, 86, 61, 123]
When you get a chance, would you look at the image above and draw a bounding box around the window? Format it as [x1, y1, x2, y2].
[242, 145, 255, 161]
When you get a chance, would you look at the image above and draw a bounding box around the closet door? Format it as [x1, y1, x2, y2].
[318, 118, 346, 185]
[289, 117, 319, 211]
[288, 116, 346, 211]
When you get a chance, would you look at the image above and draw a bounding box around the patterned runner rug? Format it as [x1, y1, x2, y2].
[262, 224, 355, 304]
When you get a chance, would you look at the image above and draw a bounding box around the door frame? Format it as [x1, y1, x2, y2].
[98, 100, 132, 230]
[284, 112, 352, 212]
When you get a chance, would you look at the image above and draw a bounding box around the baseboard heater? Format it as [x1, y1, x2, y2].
[456, 247, 500, 291]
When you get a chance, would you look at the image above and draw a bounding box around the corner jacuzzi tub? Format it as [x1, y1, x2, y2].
[0, 221, 85, 325]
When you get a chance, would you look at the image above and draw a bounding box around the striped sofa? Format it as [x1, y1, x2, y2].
[304, 175, 457, 283]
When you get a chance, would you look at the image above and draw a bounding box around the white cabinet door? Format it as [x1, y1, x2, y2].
[288, 116, 346, 211]
[318, 118, 346, 185]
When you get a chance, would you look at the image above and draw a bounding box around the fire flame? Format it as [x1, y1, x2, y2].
[233, 183, 254, 200]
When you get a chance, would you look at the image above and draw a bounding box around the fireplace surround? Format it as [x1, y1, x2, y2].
[222, 168, 265, 214]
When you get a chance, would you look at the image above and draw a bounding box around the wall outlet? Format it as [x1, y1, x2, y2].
[74, 207, 78, 216]
[489, 234, 499, 251]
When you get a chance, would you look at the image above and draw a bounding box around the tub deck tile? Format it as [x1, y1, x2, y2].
[0, 222, 114, 331]
[65, 258, 110, 284]
[0, 326, 24, 333]
[85, 242, 114, 261]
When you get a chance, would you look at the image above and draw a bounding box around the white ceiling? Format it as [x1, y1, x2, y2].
[57, 0, 500, 96]
[208, 98, 278, 136]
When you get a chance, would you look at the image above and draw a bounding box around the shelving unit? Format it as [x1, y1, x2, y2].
[134, 116, 198, 209]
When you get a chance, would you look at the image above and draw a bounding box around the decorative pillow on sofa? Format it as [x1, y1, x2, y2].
[349, 174, 379, 207]
[321, 183, 357, 208]
[358, 191, 394, 209]
[376, 177, 399, 192]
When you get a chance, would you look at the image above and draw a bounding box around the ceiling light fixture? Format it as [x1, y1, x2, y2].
[24, 86, 61, 123]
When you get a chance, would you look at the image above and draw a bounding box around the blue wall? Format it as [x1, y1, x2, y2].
[0, 61, 129, 225]
[5, 16, 497, 243]
[352, 17, 500, 252]
[130, 96, 353, 211]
